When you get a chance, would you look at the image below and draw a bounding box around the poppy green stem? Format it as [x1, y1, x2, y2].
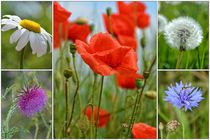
[64, 79, 69, 137]
[67, 54, 80, 132]
[95, 76, 104, 138]
[20, 47, 26, 69]
[176, 50, 183, 69]
[91, 74, 97, 138]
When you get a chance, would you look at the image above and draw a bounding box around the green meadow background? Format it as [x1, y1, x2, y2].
[158, 1, 209, 69]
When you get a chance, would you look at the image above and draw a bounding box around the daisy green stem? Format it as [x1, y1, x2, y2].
[176, 49, 183, 69]
[67, 54, 80, 132]
[196, 47, 201, 68]
[95, 76, 104, 138]
[20, 47, 26, 69]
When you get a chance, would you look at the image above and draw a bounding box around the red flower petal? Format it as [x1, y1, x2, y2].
[76, 33, 138, 76]
[117, 35, 137, 51]
[132, 123, 156, 139]
[116, 73, 144, 89]
[53, 2, 71, 49]
[84, 106, 110, 128]
[103, 14, 135, 37]
[137, 13, 150, 29]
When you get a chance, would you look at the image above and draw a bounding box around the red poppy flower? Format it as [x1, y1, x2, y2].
[117, 35, 137, 51]
[137, 13, 150, 29]
[103, 14, 135, 37]
[84, 106, 110, 128]
[116, 73, 144, 89]
[76, 32, 138, 76]
[117, 1, 146, 20]
[132, 123, 156, 139]
[54, 2, 71, 48]
[67, 23, 91, 43]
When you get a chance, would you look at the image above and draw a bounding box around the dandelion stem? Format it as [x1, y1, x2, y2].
[67, 54, 80, 132]
[185, 51, 190, 69]
[196, 47, 201, 68]
[91, 74, 97, 138]
[95, 76, 104, 138]
[20, 47, 26, 69]
[176, 50, 183, 69]
[64, 79, 69, 136]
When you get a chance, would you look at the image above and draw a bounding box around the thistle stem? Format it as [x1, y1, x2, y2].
[64, 79, 69, 136]
[34, 118, 39, 139]
[67, 54, 80, 132]
[20, 47, 26, 69]
[95, 76, 104, 138]
[176, 50, 183, 69]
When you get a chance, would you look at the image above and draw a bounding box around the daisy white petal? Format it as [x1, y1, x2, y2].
[2, 23, 18, 31]
[3, 15, 21, 22]
[29, 32, 37, 54]
[16, 30, 29, 51]
[10, 29, 24, 44]
[36, 35, 47, 57]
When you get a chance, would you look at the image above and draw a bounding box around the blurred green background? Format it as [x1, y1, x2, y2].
[1, 71, 52, 139]
[1, 1, 52, 69]
[158, 71, 209, 138]
[158, 1, 209, 69]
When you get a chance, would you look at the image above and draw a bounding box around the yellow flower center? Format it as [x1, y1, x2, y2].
[19, 19, 41, 33]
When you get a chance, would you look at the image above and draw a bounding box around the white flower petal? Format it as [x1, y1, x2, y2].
[41, 29, 52, 52]
[3, 15, 21, 22]
[10, 29, 24, 44]
[2, 23, 17, 31]
[36, 34, 47, 57]
[16, 30, 30, 51]
[29, 32, 37, 54]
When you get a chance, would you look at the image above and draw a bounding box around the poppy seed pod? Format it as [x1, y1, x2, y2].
[145, 90, 156, 99]
[159, 122, 164, 130]
[75, 17, 89, 25]
[70, 44, 77, 55]
[106, 7, 112, 16]
[64, 68, 73, 79]
[135, 78, 144, 89]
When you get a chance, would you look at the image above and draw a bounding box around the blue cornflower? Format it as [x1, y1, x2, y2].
[164, 81, 204, 111]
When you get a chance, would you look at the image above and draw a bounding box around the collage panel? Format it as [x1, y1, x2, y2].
[158, 71, 209, 139]
[53, 1, 157, 139]
[1, 71, 52, 139]
[1, 1, 52, 69]
[158, 1, 209, 69]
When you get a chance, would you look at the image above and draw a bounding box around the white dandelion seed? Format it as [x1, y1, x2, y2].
[158, 14, 168, 32]
[164, 17, 203, 50]
[1, 15, 52, 57]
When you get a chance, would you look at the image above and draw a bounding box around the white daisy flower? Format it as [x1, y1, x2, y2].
[1, 15, 52, 57]
[164, 17, 203, 50]
[158, 15, 168, 32]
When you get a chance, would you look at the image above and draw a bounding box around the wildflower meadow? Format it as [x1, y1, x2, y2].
[54, 1, 157, 139]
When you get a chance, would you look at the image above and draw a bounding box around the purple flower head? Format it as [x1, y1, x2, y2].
[164, 81, 204, 111]
[17, 86, 48, 117]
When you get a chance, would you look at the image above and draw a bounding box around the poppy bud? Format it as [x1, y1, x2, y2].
[145, 90, 156, 99]
[143, 71, 150, 79]
[70, 44, 77, 55]
[140, 35, 146, 48]
[166, 120, 180, 132]
[106, 7, 112, 16]
[64, 68, 73, 79]
[90, 24, 95, 32]
[75, 17, 89, 25]
[135, 78, 144, 89]
[159, 122, 164, 130]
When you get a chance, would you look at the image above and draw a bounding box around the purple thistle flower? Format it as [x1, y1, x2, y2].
[164, 81, 204, 111]
[17, 86, 48, 117]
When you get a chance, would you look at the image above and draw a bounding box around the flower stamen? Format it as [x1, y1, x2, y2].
[19, 19, 41, 33]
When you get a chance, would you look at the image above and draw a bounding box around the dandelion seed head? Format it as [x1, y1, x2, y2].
[17, 86, 48, 117]
[164, 17, 203, 50]
[164, 81, 204, 111]
[158, 15, 168, 32]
